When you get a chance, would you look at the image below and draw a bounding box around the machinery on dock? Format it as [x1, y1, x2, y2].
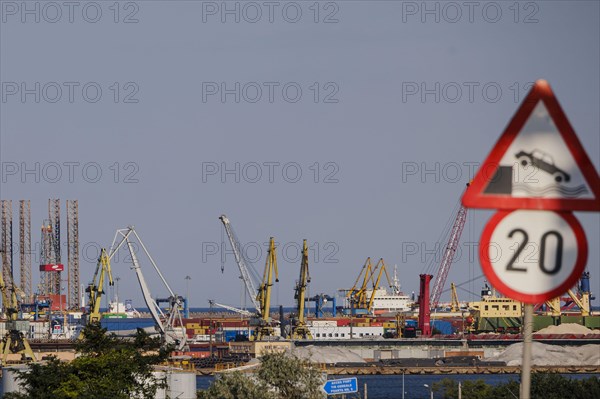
[344, 258, 403, 315]
[208, 300, 253, 317]
[418, 184, 469, 336]
[450, 283, 460, 313]
[254, 237, 279, 340]
[85, 248, 113, 324]
[219, 215, 261, 312]
[0, 248, 35, 362]
[291, 239, 312, 339]
[110, 227, 187, 350]
[219, 215, 280, 340]
[430, 190, 469, 310]
[543, 273, 593, 317]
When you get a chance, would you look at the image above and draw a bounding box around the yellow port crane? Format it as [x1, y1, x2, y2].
[545, 289, 590, 317]
[255, 237, 279, 340]
[347, 258, 393, 314]
[366, 259, 393, 313]
[346, 257, 375, 310]
[85, 248, 114, 324]
[450, 282, 460, 312]
[0, 248, 35, 362]
[291, 239, 312, 339]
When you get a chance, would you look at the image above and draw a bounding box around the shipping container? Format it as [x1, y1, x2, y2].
[430, 320, 454, 335]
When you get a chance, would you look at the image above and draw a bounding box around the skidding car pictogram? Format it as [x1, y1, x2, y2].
[515, 150, 571, 183]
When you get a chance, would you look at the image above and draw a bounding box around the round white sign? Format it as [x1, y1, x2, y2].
[479, 210, 587, 303]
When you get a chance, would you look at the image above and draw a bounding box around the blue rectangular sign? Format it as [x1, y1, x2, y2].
[323, 377, 358, 395]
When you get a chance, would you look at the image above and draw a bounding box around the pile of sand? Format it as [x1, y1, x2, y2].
[536, 323, 595, 335]
[489, 342, 600, 366]
[293, 345, 366, 364]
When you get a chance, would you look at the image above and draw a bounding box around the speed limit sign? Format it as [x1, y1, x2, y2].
[479, 210, 588, 303]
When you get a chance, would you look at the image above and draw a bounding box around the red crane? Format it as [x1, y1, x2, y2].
[430, 204, 468, 309]
[418, 184, 469, 336]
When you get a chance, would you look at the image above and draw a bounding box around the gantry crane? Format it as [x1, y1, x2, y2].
[291, 239, 312, 339]
[85, 248, 113, 324]
[255, 237, 279, 340]
[219, 215, 261, 312]
[0, 248, 35, 362]
[110, 227, 187, 351]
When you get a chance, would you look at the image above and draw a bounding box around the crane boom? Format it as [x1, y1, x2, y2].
[347, 257, 374, 309]
[0, 248, 35, 361]
[86, 248, 114, 324]
[111, 227, 186, 350]
[219, 215, 260, 311]
[450, 282, 460, 312]
[125, 237, 166, 335]
[567, 289, 590, 316]
[254, 237, 279, 340]
[366, 259, 391, 313]
[291, 239, 312, 339]
[208, 300, 253, 317]
[430, 205, 468, 309]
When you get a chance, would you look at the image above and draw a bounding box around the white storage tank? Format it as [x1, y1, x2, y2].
[150, 368, 196, 399]
[166, 370, 196, 399]
[0, 365, 28, 397]
[151, 371, 167, 399]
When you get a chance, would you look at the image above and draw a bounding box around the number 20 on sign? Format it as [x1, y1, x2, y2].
[479, 210, 587, 303]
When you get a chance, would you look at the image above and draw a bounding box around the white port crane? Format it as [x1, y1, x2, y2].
[219, 215, 261, 312]
[208, 300, 254, 317]
[109, 227, 187, 351]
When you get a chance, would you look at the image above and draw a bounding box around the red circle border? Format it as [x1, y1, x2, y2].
[479, 210, 588, 304]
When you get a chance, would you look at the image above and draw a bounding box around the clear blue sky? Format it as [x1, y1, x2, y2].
[1, 1, 598, 309]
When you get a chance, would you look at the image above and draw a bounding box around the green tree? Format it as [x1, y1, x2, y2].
[527, 374, 600, 399]
[6, 323, 172, 399]
[433, 374, 600, 399]
[197, 372, 272, 399]
[198, 352, 325, 399]
[433, 378, 493, 399]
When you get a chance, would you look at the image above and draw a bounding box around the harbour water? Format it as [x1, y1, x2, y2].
[196, 374, 599, 398]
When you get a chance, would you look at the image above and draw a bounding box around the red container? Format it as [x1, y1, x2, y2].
[337, 319, 351, 327]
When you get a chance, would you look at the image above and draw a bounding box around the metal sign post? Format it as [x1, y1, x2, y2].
[520, 304, 533, 399]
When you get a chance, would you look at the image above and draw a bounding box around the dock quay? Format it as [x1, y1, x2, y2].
[195, 365, 600, 376]
[292, 336, 600, 360]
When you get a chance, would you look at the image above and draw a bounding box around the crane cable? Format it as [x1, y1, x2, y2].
[422, 197, 461, 275]
[440, 274, 484, 295]
[221, 224, 225, 273]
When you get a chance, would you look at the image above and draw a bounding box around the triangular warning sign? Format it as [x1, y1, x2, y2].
[462, 80, 600, 212]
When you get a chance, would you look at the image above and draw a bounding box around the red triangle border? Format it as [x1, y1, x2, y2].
[462, 80, 600, 212]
